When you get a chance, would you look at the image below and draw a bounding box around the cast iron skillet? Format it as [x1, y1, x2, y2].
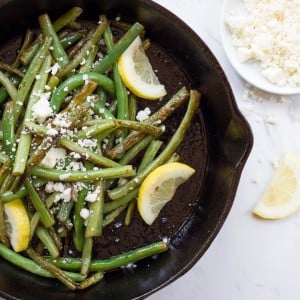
[0, 0, 253, 299]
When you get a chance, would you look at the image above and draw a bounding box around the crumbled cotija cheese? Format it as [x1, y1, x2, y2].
[31, 92, 53, 123]
[136, 107, 151, 122]
[40, 147, 67, 168]
[45, 181, 65, 193]
[48, 63, 61, 75]
[226, 0, 300, 87]
[54, 188, 72, 203]
[80, 208, 90, 220]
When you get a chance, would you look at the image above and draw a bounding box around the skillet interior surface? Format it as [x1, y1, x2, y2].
[0, 0, 253, 299]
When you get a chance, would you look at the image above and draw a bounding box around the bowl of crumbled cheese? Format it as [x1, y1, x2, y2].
[221, 0, 300, 95]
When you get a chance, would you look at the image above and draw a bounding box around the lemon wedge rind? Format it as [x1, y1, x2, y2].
[138, 162, 195, 225]
[118, 36, 167, 100]
[253, 153, 300, 220]
[4, 199, 30, 252]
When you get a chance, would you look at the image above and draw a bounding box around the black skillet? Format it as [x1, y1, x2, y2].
[0, 0, 253, 299]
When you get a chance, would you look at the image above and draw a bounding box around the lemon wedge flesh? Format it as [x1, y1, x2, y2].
[118, 36, 167, 100]
[253, 153, 300, 219]
[4, 199, 30, 252]
[138, 162, 195, 225]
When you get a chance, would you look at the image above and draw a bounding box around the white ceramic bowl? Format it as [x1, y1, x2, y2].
[220, 0, 300, 95]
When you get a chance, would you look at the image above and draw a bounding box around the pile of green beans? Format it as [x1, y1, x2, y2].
[0, 7, 201, 290]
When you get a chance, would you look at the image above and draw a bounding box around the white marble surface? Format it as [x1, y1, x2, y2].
[150, 1, 300, 299]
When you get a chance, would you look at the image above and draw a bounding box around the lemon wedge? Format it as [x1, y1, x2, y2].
[118, 36, 167, 100]
[138, 162, 195, 225]
[253, 153, 300, 219]
[4, 199, 30, 252]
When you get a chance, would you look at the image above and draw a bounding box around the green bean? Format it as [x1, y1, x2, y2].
[0, 175, 13, 193]
[0, 72, 18, 103]
[35, 226, 59, 258]
[75, 120, 115, 139]
[96, 128, 115, 144]
[13, 55, 52, 175]
[23, 53, 53, 123]
[81, 237, 93, 275]
[124, 200, 136, 226]
[0, 243, 85, 281]
[107, 87, 189, 159]
[9, 175, 22, 192]
[57, 201, 74, 225]
[166, 152, 181, 163]
[0, 89, 10, 106]
[104, 188, 138, 214]
[53, 7, 83, 32]
[0, 152, 8, 164]
[0, 186, 27, 203]
[24, 178, 55, 228]
[24, 121, 51, 136]
[104, 24, 128, 121]
[142, 38, 151, 51]
[2, 101, 16, 160]
[35, 241, 44, 255]
[68, 21, 82, 30]
[30, 209, 42, 238]
[47, 241, 168, 272]
[57, 15, 108, 77]
[13, 29, 34, 68]
[92, 22, 144, 74]
[20, 34, 43, 66]
[73, 188, 88, 252]
[108, 90, 200, 200]
[0, 201, 9, 246]
[115, 119, 163, 136]
[61, 80, 98, 113]
[68, 31, 90, 59]
[0, 161, 11, 179]
[48, 226, 63, 252]
[26, 247, 77, 290]
[97, 86, 107, 103]
[85, 179, 105, 238]
[58, 137, 121, 168]
[109, 98, 118, 116]
[106, 130, 142, 160]
[146, 87, 189, 124]
[119, 135, 154, 165]
[115, 68, 129, 119]
[138, 140, 163, 173]
[0, 61, 24, 78]
[103, 205, 127, 227]
[73, 163, 92, 252]
[0, 173, 14, 193]
[50, 72, 115, 113]
[30, 192, 58, 238]
[111, 20, 133, 31]
[128, 93, 137, 121]
[14, 36, 52, 124]
[60, 101, 93, 130]
[47, 75, 60, 91]
[39, 14, 69, 67]
[76, 272, 104, 290]
[0, 73, 22, 106]
[83, 119, 163, 137]
[31, 165, 135, 182]
[92, 99, 115, 120]
[79, 45, 99, 73]
[60, 32, 85, 49]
